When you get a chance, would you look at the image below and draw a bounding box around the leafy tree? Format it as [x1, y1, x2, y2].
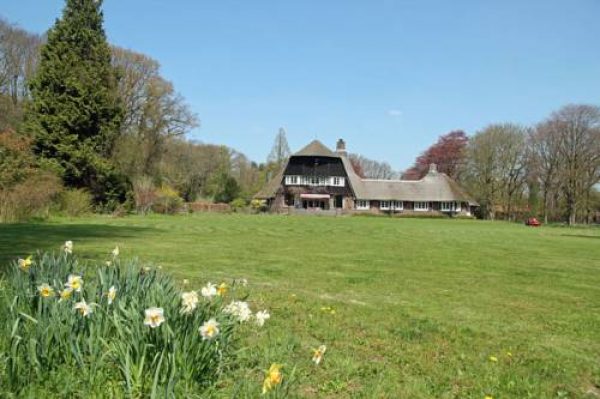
[213, 173, 240, 204]
[24, 0, 127, 206]
[403, 130, 468, 180]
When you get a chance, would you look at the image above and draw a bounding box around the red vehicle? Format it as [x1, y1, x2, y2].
[525, 217, 541, 227]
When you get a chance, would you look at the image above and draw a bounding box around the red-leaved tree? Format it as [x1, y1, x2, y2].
[402, 130, 468, 180]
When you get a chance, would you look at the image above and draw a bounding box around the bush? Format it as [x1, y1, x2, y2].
[152, 185, 184, 214]
[0, 172, 62, 223]
[132, 176, 156, 214]
[57, 188, 92, 217]
[230, 198, 247, 212]
[0, 248, 254, 397]
[250, 199, 268, 213]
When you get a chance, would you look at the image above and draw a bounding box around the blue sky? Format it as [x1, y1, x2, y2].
[1, 0, 599, 170]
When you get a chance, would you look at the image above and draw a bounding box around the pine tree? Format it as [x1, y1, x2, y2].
[25, 0, 127, 206]
[267, 128, 291, 166]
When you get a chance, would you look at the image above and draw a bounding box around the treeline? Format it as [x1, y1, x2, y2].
[403, 108, 600, 225]
[0, 4, 270, 222]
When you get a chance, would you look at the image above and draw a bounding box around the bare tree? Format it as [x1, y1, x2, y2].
[549, 105, 600, 225]
[348, 154, 399, 179]
[267, 127, 291, 166]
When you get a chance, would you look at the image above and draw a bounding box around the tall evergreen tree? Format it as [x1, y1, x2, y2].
[267, 127, 291, 166]
[24, 0, 127, 206]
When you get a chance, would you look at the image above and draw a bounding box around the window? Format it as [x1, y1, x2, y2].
[440, 201, 460, 212]
[414, 201, 429, 211]
[392, 201, 403, 210]
[380, 201, 390, 210]
[284, 175, 299, 185]
[356, 200, 370, 210]
[331, 177, 345, 187]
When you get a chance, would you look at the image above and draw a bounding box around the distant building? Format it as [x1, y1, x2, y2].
[255, 139, 479, 215]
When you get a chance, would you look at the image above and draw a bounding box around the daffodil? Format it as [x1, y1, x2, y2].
[180, 291, 199, 314]
[489, 355, 498, 362]
[38, 283, 54, 298]
[111, 246, 119, 257]
[106, 261, 112, 267]
[223, 300, 252, 322]
[107, 286, 117, 305]
[18, 255, 33, 271]
[262, 363, 283, 394]
[506, 351, 512, 358]
[183, 279, 189, 285]
[199, 318, 220, 340]
[255, 310, 270, 327]
[144, 307, 165, 328]
[65, 274, 83, 292]
[238, 278, 248, 286]
[485, 396, 493, 399]
[59, 288, 73, 302]
[73, 299, 92, 317]
[63, 240, 73, 254]
[201, 282, 217, 298]
[312, 344, 327, 365]
[217, 282, 228, 296]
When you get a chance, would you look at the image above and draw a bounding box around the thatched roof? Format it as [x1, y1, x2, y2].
[293, 140, 339, 158]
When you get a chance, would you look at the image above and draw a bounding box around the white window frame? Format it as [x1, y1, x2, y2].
[356, 200, 370, 210]
[440, 201, 458, 212]
[284, 175, 299, 185]
[380, 201, 390, 210]
[392, 200, 403, 211]
[331, 177, 345, 187]
[414, 201, 429, 211]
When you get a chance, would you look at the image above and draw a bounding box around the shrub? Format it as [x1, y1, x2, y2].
[230, 198, 248, 212]
[57, 188, 92, 217]
[152, 185, 183, 214]
[0, 249, 252, 397]
[132, 176, 156, 214]
[0, 172, 62, 223]
[250, 199, 268, 213]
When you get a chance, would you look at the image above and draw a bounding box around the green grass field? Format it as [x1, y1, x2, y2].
[2, 214, 600, 398]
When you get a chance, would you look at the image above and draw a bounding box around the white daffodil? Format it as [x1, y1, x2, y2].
[63, 240, 73, 254]
[180, 291, 199, 314]
[312, 345, 327, 365]
[239, 278, 248, 287]
[144, 307, 165, 328]
[201, 282, 217, 298]
[38, 283, 54, 298]
[255, 310, 270, 327]
[65, 274, 83, 292]
[223, 300, 252, 322]
[182, 279, 189, 285]
[73, 299, 92, 317]
[199, 318, 220, 340]
[112, 246, 119, 257]
[107, 286, 117, 305]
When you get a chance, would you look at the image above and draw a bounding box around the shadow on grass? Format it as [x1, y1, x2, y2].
[0, 222, 154, 267]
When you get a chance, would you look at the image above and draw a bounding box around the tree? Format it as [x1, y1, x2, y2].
[549, 105, 600, 225]
[213, 173, 240, 204]
[348, 154, 398, 179]
[403, 130, 468, 180]
[24, 0, 127, 206]
[267, 128, 290, 166]
[464, 124, 528, 220]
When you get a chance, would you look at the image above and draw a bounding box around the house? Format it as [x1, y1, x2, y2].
[255, 139, 479, 215]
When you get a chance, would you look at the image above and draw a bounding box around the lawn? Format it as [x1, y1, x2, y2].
[1, 214, 600, 398]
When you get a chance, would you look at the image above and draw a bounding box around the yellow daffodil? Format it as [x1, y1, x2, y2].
[180, 291, 199, 314]
[65, 274, 83, 292]
[199, 318, 220, 340]
[18, 255, 33, 271]
[312, 344, 327, 365]
[144, 307, 165, 328]
[262, 363, 283, 394]
[255, 310, 270, 327]
[506, 351, 512, 358]
[217, 282, 228, 296]
[485, 396, 493, 399]
[59, 288, 73, 302]
[38, 283, 54, 298]
[73, 299, 92, 317]
[489, 355, 498, 362]
[107, 286, 117, 305]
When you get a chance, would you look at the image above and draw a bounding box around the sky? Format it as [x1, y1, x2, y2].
[1, 0, 599, 171]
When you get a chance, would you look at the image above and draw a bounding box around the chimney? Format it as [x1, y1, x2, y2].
[336, 138, 347, 156]
[428, 163, 438, 174]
